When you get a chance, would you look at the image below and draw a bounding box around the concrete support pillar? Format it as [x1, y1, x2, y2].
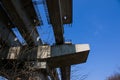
[60, 66, 71, 80]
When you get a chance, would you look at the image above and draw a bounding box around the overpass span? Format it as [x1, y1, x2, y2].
[0, 0, 90, 80]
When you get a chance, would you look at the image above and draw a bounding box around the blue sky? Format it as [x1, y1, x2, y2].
[1, 0, 120, 80]
[68, 0, 120, 80]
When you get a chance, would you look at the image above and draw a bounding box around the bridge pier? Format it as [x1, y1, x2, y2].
[60, 66, 71, 80]
[0, 44, 90, 80]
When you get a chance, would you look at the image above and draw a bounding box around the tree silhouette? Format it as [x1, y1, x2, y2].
[107, 73, 120, 80]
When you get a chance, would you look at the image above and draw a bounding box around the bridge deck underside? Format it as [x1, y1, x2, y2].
[0, 0, 89, 80]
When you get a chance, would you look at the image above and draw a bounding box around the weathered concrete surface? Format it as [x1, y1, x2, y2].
[20, 0, 40, 26]
[60, 0, 72, 24]
[0, 0, 42, 46]
[0, 44, 90, 68]
[0, 23, 20, 47]
[45, 0, 72, 45]
[0, 5, 20, 46]
[51, 44, 89, 57]
[0, 44, 89, 76]
[48, 50, 89, 68]
[11, 0, 42, 45]
[46, 0, 64, 44]
[45, 0, 72, 44]
[46, 0, 72, 24]
[0, 23, 20, 46]
[60, 66, 71, 80]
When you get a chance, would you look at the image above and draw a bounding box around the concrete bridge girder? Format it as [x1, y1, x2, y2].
[0, 5, 20, 47]
[0, 23, 20, 46]
[46, 0, 64, 45]
[11, 0, 42, 46]
[0, 0, 42, 46]
[0, 44, 90, 80]
[0, 44, 90, 68]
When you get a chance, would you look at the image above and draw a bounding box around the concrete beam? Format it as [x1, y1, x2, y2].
[60, 0, 72, 24]
[20, 0, 40, 26]
[60, 66, 71, 80]
[46, 0, 72, 24]
[0, 6, 20, 46]
[48, 44, 90, 68]
[0, 23, 20, 46]
[0, 5, 11, 26]
[0, 44, 90, 68]
[46, 0, 64, 44]
[0, 0, 42, 46]
[11, 0, 42, 45]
